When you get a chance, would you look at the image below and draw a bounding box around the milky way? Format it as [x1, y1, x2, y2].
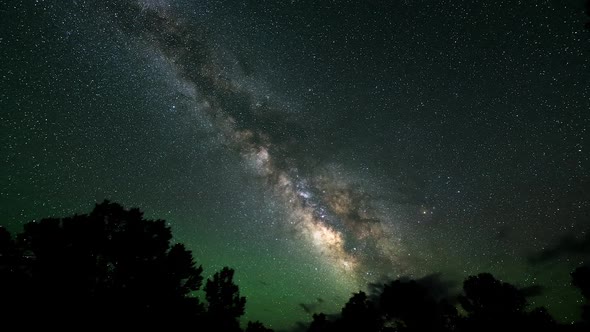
[103, 0, 410, 284]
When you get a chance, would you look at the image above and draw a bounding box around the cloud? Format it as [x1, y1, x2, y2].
[528, 232, 590, 264]
[298, 303, 313, 314]
[415, 273, 458, 301]
[368, 272, 457, 302]
[298, 297, 325, 314]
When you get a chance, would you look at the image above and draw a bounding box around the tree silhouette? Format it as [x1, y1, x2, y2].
[205, 266, 247, 331]
[379, 279, 457, 332]
[339, 291, 380, 331]
[0, 226, 31, 321]
[306, 279, 458, 332]
[308, 313, 332, 332]
[306, 272, 564, 332]
[3, 201, 589, 332]
[245, 320, 274, 332]
[459, 273, 526, 318]
[0, 201, 276, 331]
[572, 266, 590, 300]
[458, 273, 556, 332]
[572, 265, 590, 324]
[0, 201, 206, 326]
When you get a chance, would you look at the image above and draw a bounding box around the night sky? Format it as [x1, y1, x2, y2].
[1, 0, 589, 330]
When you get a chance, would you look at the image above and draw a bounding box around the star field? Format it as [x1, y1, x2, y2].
[1, 0, 589, 330]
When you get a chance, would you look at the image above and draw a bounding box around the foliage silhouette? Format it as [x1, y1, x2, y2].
[205, 266, 247, 331]
[457, 273, 556, 332]
[0, 225, 31, 322]
[572, 265, 590, 324]
[2, 201, 589, 332]
[459, 273, 525, 318]
[305, 278, 458, 332]
[0, 201, 272, 331]
[305, 272, 573, 332]
[308, 313, 331, 332]
[340, 291, 380, 331]
[380, 279, 457, 332]
[572, 266, 590, 300]
[0, 201, 205, 326]
[246, 320, 275, 332]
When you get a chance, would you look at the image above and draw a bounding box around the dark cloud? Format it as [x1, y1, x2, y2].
[528, 231, 590, 264]
[298, 297, 325, 314]
[298, 303, 313, 314]
[368, 272, 457, 302]
[291, 321, 310, 332]
[415, 273, 458, 301]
